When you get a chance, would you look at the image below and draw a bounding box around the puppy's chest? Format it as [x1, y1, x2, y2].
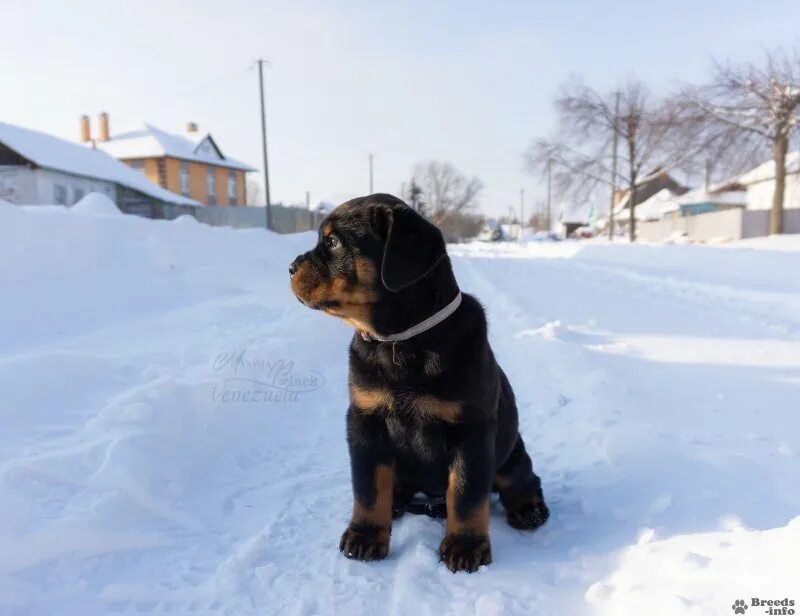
[348, 379, 462, 423]
[349, 358, 462, 423]
[349, 347, 462, 422]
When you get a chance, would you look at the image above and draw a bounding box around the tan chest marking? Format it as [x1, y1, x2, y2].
[349, 382, 394, 413]
[350, 382, 461, 422]
[409, 394, 462, 423]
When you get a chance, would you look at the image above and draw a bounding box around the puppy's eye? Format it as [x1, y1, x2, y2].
[326, 235, 340, 250]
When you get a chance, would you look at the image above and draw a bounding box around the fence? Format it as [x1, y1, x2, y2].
[117, 201, 322, 234]
[636, 208, 800, 242]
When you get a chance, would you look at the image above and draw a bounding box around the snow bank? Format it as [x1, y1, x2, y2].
[730, 233, 800, 252]
[71, 192, 123, 217]
[587, 517, 800, 615]
[1, 203, 798, 614]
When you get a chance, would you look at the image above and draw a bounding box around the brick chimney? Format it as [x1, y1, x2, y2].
[187, 122, 199, 133]
[80, 115, 91, 143]
[98, 112, 110, 142]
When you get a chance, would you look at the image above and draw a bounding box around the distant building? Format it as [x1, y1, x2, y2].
[612, 169, 689, 217]
[716, 151, 800, 212]
[623, 186, 746, 222]
[86, 114, 256, 207]
[0, 120, 198, 208]
[476, 219, 504, 242]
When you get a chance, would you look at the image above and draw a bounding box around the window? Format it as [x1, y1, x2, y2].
[180, 163, 190, 196]
[207, 167, 217, 205]
[228, 171, 237, 206]
[53, 184, 67, 205]
[73, 188, 85, 204]
[129, 160, 145, 174]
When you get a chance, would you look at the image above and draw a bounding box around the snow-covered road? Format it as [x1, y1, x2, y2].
[1, 201, 798, 615]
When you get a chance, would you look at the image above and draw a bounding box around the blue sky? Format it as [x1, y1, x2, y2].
[2, 0, 798, 217]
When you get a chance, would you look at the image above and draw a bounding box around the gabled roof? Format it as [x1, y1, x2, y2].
[0, 121, 199, 206]
[613, 170, 689, 214]
[96, 124, 257, 172]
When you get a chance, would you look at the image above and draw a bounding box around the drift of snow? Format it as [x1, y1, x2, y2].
[71, 192, 123, 217]
[1, 205, 798, 615]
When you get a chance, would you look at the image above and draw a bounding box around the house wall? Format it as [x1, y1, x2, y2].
[34, 168, 116, 205]
[0, 166, 120, 206]
[121, 156, 249, 207]
[237, 170, 245, 205]
[164, 157, 182, 194]
[745, 173, 800, 211]
[215, 166, 229, 206]
[188, 161, 208, 204]
[637, 207, 800, 242]
[0, 166, 38, 203]
[637, 209, 744, 242]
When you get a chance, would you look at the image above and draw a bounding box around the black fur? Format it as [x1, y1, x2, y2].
[290, 194, 549, 573]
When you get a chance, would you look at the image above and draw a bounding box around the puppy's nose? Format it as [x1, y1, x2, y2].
[289, 256, 303, 276]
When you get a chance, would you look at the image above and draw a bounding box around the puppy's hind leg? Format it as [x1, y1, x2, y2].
[494, 436, 549, 530]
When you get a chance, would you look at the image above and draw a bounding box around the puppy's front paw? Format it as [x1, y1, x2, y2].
[506, 499, 550, 530]
[439, 533, 492, 573]
[339, 524, 390, 561]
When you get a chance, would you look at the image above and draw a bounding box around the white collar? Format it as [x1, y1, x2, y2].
[360, 292, 463, 343]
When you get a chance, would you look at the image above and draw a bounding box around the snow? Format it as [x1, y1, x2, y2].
[736, 151, 800, 185]
[71, 192, 123, 217]
[1, 207, 799, 615]
[0, 121, 199, 206]
[627, 188, 680, 220]
[730, 233, 800, 252]
[96, 124, 256, 172]
[586, 517, 800, 615]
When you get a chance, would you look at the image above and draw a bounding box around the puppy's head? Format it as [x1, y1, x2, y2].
[289, 193, 447, 335]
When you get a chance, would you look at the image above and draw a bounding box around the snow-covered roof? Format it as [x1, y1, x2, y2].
[675, 188, 746, 207]
[624, 187, 747, 219]
[629, 188, 680, 221]
[735, 151, 800, 185]
[96, 124, 256, 172]
[0, 121, 199, 206]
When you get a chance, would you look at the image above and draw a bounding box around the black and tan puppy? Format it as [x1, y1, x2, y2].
[289, 194, 548, 573]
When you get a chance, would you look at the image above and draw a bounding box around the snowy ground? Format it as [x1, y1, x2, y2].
[1, 199, 799, 615]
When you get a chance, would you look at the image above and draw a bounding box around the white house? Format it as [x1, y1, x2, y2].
[731, 151, 800, 211]
[0, 121, 198, 209]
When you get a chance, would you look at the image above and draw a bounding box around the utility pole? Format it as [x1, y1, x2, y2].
[546, 159, 553, 232]
[257, 58, 272, 230]
[368, 153, 374, 193]
[609, 90, 620, 240]
[519, 188, 525, 238]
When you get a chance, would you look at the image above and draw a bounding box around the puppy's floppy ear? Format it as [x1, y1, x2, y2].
[380, 205, 446, 292]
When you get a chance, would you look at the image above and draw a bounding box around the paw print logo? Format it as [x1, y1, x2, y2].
[732, 599, 748, 614]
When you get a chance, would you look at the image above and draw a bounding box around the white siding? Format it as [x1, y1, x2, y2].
[745, 173, 800, 211]
[0, 166, 38, 203]
[33, 168, 116, 206]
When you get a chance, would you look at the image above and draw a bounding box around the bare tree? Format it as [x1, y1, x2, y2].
[402, 179, 427, 216]
[246, 179, 262, 206]
[526, 78, 700, 241]
[408, 160, 482, 225]
[684, 50, 800, 234]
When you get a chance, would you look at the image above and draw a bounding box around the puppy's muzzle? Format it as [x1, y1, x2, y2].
[289, 254, 306, 277]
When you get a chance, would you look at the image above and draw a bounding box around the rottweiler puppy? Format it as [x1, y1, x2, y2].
[289, 194, 549, 573]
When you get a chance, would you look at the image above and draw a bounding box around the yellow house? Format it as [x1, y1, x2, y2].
[82, 113, 255, 206]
